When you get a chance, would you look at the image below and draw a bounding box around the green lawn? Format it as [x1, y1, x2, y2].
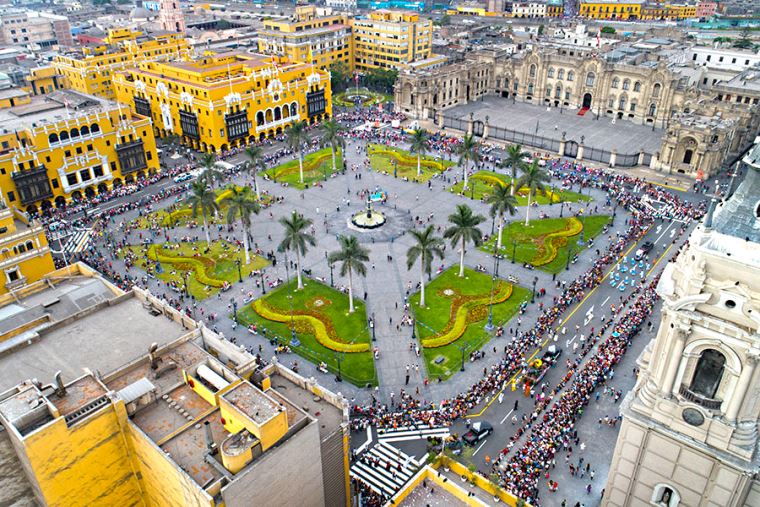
[263, 148, 343, 189]
[368, 143, 455, 183]
[449, 170, 589, 205]
[121, 240, 268, 300]
[129, 185, 273, 229]
[237, 279, 377, 387]
[480, 215, 612, 274]
[411, 267, 530, 381]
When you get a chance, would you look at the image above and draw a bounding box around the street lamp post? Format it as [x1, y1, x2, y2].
[371, 313, 376, 341]
[485, 243, 498, 332]
[559, 200, 565, 218]
[335, 351, 343, 382]
[260, 268, 266, 294]
[183, 271, 189, 297]
[230, 297, 238, 323]
[531, 276, 538, 304]
[236, 258, 242, 283]
[512, 240, 517, 264]
[411, 317, 416, 341]
[612, 202, 618, 223]
[457, 344, 466, 372]
[566, 243, 574, 271]
[325, 251, 334, 287]
[491, 215, 495, 236]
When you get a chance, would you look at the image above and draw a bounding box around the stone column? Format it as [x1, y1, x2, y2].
[638, 149, 645, 166]
[609, 149, 617, 168]
[467, 112, 474, 135]
[436, 110, 443, 128]
[660, 327, 688, 398]
[558, 131, 567, 157]
[577, 143, 585, 161]
[651, 152, 659, 170]
[725, 351, 760, 422]
[483, 116, 490, 140]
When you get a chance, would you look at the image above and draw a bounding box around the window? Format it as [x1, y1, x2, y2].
[529, 64, 536, 78]
[6, 268, 19, 282]
[653, 83, 661, 98]
[66, 173, 77, 186]
[7, 191, 14, 202]
[652, 484, 680, 507]
[649, 103, 656, 116]
[558, 69, 565, 80]
[586, 72, 595, 86]
[682, 149, 694, 165]
[567, 71, 574, 81]
[689, 349, 725, 399]
[622, 79, 630, 90]
[548, 67, 555, 78]
[611, 78, 619, 89]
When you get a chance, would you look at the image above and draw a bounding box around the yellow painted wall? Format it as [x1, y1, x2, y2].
[219, 397, 288, 451]
[0, 107, 160, 213]
[113, 53, 332, 153]
[351, 11, 432, 71]
[0, 208, 56, 296]
[579, 1, 642, 19]
[19, 405, 144, 507]
[126, 424, 215, 507]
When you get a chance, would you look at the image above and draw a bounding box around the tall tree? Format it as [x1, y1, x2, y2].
[328, 235, 369, 313]
[457, 134, 480, 190]
[223, 186, 260, 265]
[444, 204, 485, 277]
[406, 225, 444, 307]
[278, 211, 315, 290]
[486, 185, 518, 251]
[244, 145, 265, 200]
[408, 128, 429, 177]
[321, 120, 345, 179]
[516, 159, 550, 226]
[501, 144, 529, 195]
[199, 152, 223, 189]
[329, 60, 350, 93]
[285, 120, 310, 184]
[187, 180, 219, 248]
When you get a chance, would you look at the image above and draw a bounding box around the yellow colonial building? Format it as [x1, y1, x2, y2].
[579, 0, 644, 19]
[113, 51, 332, 152]
[0, 203, 54, 296]
[640, 2, 698, 19]
[258, 6, 354, 71]
[351, 10, 433, 72]
[53, 28, 189, 100]
[0, 89, 159, 214]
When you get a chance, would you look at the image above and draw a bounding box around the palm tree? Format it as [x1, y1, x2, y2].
[187, 180, 219, 247]
[321, 120, 345, 180]
[223, 186, 260, 265]
[457, 134, 480, 190]
[199, 152, 223, 188]
[501, 144, 529, 195]
[408, 128, 429, 177]
[444, 204, 485, 277]
[406, 226, 444, 307]
[487, 185, 518, 251]
[285, 120, 309, 184]
[516, 159, 551, 226]
[244, 146, 265, 200]
[328, 235, 369, 313]
[278, 211, 316, 290]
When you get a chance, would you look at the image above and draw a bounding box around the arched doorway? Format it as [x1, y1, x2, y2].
[84, 187, 95, 199]
[582, 93, 592, 109]
[112, 178, 123, 188]
[55, 196, 66, 208]
[98, 183, 108, 194]
[565, 140, 579, 158]
[26, 204, 38, 216]
[683, 149, 694, 165]
[472, 120, 484, 137]
[72, 191, 82, 201]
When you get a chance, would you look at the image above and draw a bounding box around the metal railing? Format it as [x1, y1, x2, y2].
[679, 384, 722, 410]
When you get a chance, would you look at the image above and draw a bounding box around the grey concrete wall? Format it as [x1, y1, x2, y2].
[0, 429, 38, 507]
[320, 428, 348, 507]
[222, 420, 325, 507]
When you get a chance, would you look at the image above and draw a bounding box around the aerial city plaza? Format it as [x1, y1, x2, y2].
[0, 1, 759, 506]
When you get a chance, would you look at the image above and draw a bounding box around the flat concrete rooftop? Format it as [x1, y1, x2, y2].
[0, 288, 188, 392]
[269, 373, 343, 439]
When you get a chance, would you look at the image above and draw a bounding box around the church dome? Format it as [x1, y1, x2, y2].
[130, 6, 152, 19]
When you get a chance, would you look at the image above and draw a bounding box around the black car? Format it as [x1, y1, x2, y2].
[463, 421, 493, 445]
[635, 241, 655, 260]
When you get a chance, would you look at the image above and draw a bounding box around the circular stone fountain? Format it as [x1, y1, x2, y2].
[350, 206, 386, 229]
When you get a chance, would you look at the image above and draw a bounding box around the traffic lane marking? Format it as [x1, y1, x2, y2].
[473, 439, 488, 455]
[500, 409, 514, 424]
[654, 221, 674, 245]
[647, 243, 673, 277]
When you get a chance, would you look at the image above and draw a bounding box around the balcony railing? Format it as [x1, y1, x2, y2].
[679, 384, 723, 410]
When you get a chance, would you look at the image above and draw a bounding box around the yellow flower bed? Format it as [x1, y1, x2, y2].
[252, 299, 370, 353]
[370, 146, 448, 172]
[421, 283, 514, 349]
[531, 217, 584, 267]
[473, 173, 561, 203]
[161, 187, 237, 227]
[270, 151, 333, 179]
[147, 244, 226, 287]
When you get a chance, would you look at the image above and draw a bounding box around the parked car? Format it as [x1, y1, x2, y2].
[173, 173, 192, 183]
[635, 241, 655, 260]
[463, 421, 493, 445]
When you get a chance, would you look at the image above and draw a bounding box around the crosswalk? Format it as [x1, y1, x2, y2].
[60, 228, 92, 255]
[377, 423, 450, 444]
[350, 441, 421, 497]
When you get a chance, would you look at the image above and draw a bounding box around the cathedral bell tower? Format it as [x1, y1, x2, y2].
[159, 0, 186, 34]
[603, 143, 760, 507]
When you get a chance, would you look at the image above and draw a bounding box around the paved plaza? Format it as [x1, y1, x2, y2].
[449, 97, 665, 156]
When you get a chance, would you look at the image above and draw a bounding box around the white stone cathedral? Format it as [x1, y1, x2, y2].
[603, 141, 760, 506]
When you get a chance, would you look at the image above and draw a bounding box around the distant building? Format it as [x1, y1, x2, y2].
[0, 200, 54, 296]
[325, 0, 357, 9]
[0, 9, 73, 48]
[0, 264, 350, 507]
[53, 28, 189, 100]
[513, 1, 548, 17]
[351, 10, 433, 71]
[159, 0, 186, 33]
[578, 0, 644, 19]
[547, 0, 565, 16]
[258, 6, 354, 71]
[688, 46, 760, 72]
[696, 0, 718, 17]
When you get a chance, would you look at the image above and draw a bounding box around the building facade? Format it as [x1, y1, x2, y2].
[53, 29, 189, 100]
[0, 89, 159, 215]
[258, 6, 354, 71]
[602, 152, 760, 506]
[513, 1, 548, 17]
[113, 51, 332, 153]
[351, 10, 432, 71]
[159, 0, 186, 34]
[579, 0, 644, 19]
[0, 204, 54, 295]
[547, 0, 565, 16]
[0, 9, 73, 48]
